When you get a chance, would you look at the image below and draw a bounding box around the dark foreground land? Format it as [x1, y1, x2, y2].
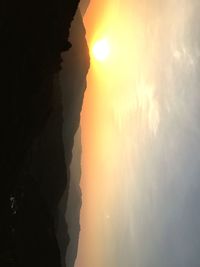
[0, 0, 89, 266]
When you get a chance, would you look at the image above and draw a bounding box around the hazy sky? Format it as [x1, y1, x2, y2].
[75, 1, 200, 266]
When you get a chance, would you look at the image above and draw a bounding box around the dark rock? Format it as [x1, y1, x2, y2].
[58, 8, 89, 267]
[0, 0, 89, 266]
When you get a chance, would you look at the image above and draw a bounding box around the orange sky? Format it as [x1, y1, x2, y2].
[75, 0, 161, 266]
[75, 2, 115, 266]
[74, 1, 200, 267]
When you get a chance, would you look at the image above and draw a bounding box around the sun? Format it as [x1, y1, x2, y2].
[92, 39, 110, 62]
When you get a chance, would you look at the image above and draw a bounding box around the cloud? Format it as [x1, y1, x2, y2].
[76, 1, 200, 266]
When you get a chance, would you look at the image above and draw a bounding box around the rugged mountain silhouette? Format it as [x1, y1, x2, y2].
[58, 9, 89, 267]
[79, 0, 90, 15]
[0, 0, 89, 266]
[58, 7, 90, 266]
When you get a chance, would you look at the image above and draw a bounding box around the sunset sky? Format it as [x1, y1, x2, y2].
[75, 1, 200, 267]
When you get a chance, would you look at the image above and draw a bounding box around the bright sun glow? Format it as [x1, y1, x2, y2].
[92, 39, 110, 61]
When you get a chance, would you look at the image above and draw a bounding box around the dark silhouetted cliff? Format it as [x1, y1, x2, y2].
[58, 8, 89, 267]
[0, 0, 89, 266]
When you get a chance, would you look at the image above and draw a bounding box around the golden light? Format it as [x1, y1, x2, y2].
[75, 2, 163, 266]
[92, 39, 110, 61]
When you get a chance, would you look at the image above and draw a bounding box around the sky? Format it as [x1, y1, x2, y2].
[74, 1, 200, 266]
